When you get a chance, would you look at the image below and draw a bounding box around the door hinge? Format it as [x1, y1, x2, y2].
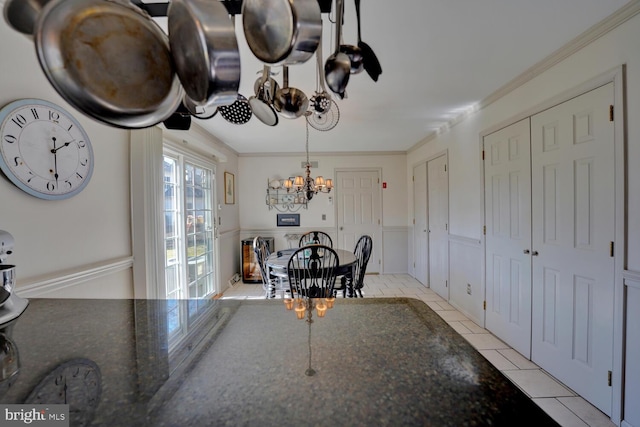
[482, 150, 485, 160]
[608, 370, 612, 387]
[444, 164, 447, 172]
[445, 280, 448, 287]
[445, 223, 448, 231]
[610, 241, 614, 257]
[413, 218, 415, 225]
[378, 219, 381, 225]
[483, 225, 486, 235]
[483, 300, 487, 310]
[412, 175, 415, 182]
[609, 105, 614, 122]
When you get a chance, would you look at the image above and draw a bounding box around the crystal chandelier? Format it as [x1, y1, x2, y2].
[282, 119, 333, 201]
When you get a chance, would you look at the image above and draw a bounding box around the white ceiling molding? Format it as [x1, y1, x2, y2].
[408, 0, 640, 155]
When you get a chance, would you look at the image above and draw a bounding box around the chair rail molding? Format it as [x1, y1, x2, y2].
[16, 256, 134, 298]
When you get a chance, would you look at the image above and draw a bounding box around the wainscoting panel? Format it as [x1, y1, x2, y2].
[240, 228, 336, 254]
[220, 228, 241, 292]
[240, 227, 408, 275]
[448, 235, 484, 326]
[382, 227, 408, 274]
[623, 273, 640, 427]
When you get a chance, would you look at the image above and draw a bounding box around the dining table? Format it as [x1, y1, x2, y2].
[266, 247, 357, 296]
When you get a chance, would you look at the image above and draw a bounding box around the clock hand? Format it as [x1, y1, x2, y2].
[51, 137, 59, 184]
[51, 140, 74, 153]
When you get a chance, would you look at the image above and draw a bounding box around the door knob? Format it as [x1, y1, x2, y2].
[532, 251, 539, 256]
[523, 249, 530, 254]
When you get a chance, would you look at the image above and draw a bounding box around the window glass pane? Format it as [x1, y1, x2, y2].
[163, 155, 183, 300]
[163, 153, 217, 349]
[166, 300, 180, 337]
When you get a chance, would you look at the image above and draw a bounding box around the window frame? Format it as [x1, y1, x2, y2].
[130, 127, 221, 300]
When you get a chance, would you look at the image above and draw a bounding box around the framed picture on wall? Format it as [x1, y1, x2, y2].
[224, 172, 235, 204]
[277, 213, 300, 227]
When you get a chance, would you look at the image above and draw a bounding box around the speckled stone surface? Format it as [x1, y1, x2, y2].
[0, 298, 559, 426]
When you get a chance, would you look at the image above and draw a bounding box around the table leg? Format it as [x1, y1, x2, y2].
[347, 265, 355, 298]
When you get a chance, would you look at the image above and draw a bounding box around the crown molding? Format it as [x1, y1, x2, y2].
[409, 0, 640, 155]
[238, 151, 407, 157]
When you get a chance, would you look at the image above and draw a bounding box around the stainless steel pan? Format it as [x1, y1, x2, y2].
[3, 0, 50, 35]
[34, 0, 183, 128]
[242, 0, 322, 65]
[168, 0, 240, 108]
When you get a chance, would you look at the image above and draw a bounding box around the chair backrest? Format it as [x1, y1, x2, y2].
[352, 235, 373, 290]
[287, 244, 338, 298]
[298, 231, 333, 248]
[253, 236, 271, 289]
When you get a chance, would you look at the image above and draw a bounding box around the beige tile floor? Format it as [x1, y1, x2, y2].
[221, 274, 615, 427]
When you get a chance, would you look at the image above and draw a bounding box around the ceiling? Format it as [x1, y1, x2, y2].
[166, 0, 631, 154]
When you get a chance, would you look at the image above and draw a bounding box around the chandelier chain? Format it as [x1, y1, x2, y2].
[306, 119, 310, 165]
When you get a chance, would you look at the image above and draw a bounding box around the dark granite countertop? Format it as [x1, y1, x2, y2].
[0, 297, 559, 426]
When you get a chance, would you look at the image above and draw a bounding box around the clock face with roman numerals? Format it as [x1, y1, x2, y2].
[0, 98, 93, 200]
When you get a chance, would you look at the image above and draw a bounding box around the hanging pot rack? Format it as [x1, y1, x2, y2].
[130, 0, 333, 17]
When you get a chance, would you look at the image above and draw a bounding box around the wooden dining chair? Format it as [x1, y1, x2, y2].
[333, 235, 373, 298]
[298, 231, 333, 248]
[351, 235, 373, 297]
[287, 244, 339, 298]
[253, 236, 288, 298]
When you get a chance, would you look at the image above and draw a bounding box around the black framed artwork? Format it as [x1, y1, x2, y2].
[277, 213, 300, 227]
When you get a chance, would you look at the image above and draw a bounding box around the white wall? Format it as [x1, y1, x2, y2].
[411, 14, 640, 268]
[407, 11, 640, 425]
[238, 152, 408, 272]
[0, 21, 132, 295]
[0, 22, 241, 297]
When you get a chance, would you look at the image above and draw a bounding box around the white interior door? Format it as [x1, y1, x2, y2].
[530, 82, 615, 415]
[427, 154, 449, 299]
[483, 118, 533, 357]
[336, 170, 381, 273]
[413, 162, 428, 285]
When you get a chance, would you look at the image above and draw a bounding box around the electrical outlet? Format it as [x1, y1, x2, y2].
[467, 283, 472, 295]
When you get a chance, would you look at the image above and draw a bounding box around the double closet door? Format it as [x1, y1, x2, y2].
[484, 83, 615, 415]
[412, 154, 449, 299]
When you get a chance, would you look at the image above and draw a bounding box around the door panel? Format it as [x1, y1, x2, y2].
[428, 154, 449, 299]
[413, 162, 428, 285]
[336, 170, 381, 273]
[530, 82, 615, 415]
[484, 118, 532, 357]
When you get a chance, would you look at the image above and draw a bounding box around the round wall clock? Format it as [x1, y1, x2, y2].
[25, 358, 102, 426]
[0, 98, 94, 200]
